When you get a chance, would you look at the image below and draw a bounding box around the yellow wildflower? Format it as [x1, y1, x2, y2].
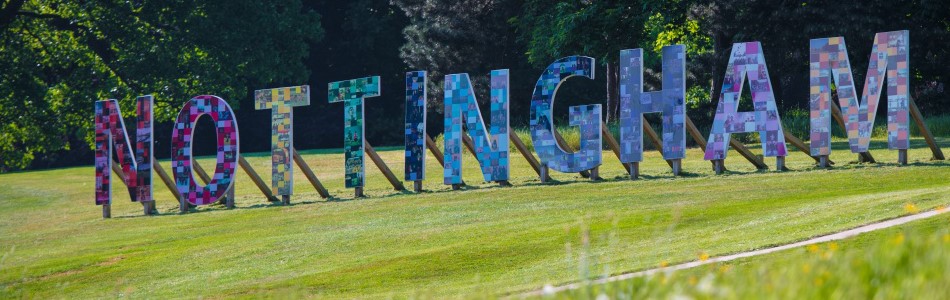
[893, 232, 905, 244]
[699, 252, 710, 262]
[807, 244, 820, 253]
[828, 242, 839, 251]
[904, 203, 919, 214]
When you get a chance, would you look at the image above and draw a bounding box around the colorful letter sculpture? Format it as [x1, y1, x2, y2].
[442, 70, 510, 184]
[254, 85, 310, 196]
[328, 76, 381, 188]
[94, 96, 154, 205]
[171, 95, 240, 205]
[405, 71, 427, 181]
[618, 45, 687, 163]
[705, 42, 788, 161]
[529, 56, 603, 173]
[808, 31, 910, 156]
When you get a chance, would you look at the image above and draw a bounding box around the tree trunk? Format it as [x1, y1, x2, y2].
[605, 61, 619, 124]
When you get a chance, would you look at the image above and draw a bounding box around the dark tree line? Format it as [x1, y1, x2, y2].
[1, 0, 948, 172]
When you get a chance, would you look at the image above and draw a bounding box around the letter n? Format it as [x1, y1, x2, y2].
[443, 70, 510, 184]
[94, 96, 153, 205]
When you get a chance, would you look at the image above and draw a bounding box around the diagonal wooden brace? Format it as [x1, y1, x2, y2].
[292, 148, 330, 198]
[910, 97, 945, 160]
[364, 141, 406, 191]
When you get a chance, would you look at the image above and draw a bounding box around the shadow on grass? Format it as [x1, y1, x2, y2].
[112, 140, 950, 218]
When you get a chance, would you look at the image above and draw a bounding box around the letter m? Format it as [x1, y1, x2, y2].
[809, 30, 910, 155]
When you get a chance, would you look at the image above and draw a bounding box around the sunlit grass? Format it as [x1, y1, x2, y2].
[554, 212, 950, 299]
[0, 136, 949, 298]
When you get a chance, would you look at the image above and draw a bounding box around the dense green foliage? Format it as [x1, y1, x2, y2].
[0, 0, 323, 171]
[1, 0, 948, 173]
[1, 137, 949, 297]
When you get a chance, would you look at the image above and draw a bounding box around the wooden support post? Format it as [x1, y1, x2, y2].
[685, 116, 720, 170]
[143, 201, 154, 215]
[179, 196, 188, 214]
[783, 131, 829, 164]
[461, 134, 478, 157]
[413, 180, 423, 192]
[684, 116, 707, 151]
[641, 117, 675, 169]
[424, 135, 445, 167]
[192, 160, 212, 184]
[281, 195, 291, 205]
[776, 156, 786, 171]
[225, 186, 235, 209]
[293, 149, 330, 199]
[628, 162, 639, 180]
[671, 159, 681, 176]
[540, 163, 549, 183]
[354, 187, 364, 198]
[452, 184, 462, 190]
[819, 155, 829, 168]
[898, 149, 908, 165]
[154, 161, 182, 202]
[909, 97, 945, 160]
[496, 180, 512, 187]
[831, 104, 876, 163]
[509, 131, 542, 176]
[102, 204, 111, 219]
[601, 123, 621, 159]
[728, 138, 769, 170]
[238, 156, 279, 202]
[553, 129, 590, 178]
[364, 141, 406, 191]
[589, 167, 600, 181]
[713, 159, 725, 175]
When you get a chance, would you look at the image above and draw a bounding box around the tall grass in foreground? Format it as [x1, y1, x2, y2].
[548, 214, 950, 299]
[434, 113, 950, 153]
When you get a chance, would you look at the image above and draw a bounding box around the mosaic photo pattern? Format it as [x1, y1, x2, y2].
[618, 45, 687, 163]
[94, 96, 153, 205]
[705, 42, 788, 161]
[530, 56, 603, 173]
[171, 95, 240, 205]
[405, 71, 427, 181]
[442, 70, 510, 184]
[808, 30, 910, 155]
[328, 76, 381, 188]
[254, 85, 310, 196]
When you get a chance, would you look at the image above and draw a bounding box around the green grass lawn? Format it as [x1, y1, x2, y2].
[554, 210, 950, 299]
[1, 137, 949, 298]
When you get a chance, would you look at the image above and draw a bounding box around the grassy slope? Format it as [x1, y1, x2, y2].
[1, 137, 949, 298]
[556, 212, 950, 299]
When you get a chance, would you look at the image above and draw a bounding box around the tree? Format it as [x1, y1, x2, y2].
[0, 0, 323, 171]
[515, 1, 674, 123]
[392, 0, 524, 113]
